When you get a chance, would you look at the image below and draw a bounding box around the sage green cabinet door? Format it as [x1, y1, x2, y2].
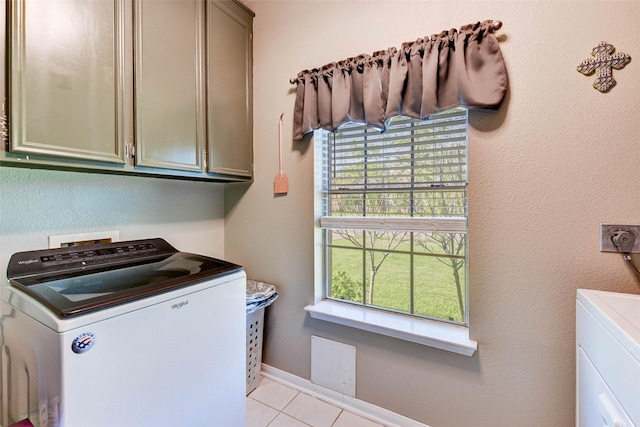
[8, 0, 126, 163]
[134, 0, 205, 172]
[207, 0, 253, 178]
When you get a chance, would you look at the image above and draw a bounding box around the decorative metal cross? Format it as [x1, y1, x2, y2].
[577, 41, 631, 93]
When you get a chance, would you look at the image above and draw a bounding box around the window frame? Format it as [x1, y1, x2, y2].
[306, 109, 477, 356]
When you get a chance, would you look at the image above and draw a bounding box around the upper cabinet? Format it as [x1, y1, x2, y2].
[206, 0, 254, 178]
[3, 0, 253, 182]
[134, 0, 205, 172]
[8, 0, 127, 164]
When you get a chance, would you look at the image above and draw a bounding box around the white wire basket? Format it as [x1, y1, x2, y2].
[246, 306, 265, 395]
[246, 280, 278, 395]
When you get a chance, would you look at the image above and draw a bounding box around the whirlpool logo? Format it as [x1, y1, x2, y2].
[171, 300, 189, 310]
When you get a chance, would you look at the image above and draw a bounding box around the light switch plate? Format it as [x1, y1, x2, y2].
[600, 224, 640, 253]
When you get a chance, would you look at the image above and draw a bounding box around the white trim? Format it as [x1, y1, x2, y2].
[304, 300, 477, 356]
[261, 364, 432, 427]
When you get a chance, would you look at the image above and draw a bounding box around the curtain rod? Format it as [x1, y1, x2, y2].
[288, 20, 503, 85]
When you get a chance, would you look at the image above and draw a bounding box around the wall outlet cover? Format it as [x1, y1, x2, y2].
[49, 230, 120, 249]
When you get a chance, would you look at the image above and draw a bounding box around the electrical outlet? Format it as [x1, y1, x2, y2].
[600, 224, 640, 253]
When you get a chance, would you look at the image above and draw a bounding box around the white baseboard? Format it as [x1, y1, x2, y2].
[261, 364, 431, 427]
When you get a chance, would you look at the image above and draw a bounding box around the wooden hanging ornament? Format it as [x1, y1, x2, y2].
[274, 113, 289, 195]
[577, 41, 631, 93]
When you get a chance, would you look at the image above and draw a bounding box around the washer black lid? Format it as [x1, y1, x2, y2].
[6, 238, 242, 317]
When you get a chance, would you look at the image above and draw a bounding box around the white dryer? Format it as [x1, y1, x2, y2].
[0, 238, 246, 427]
[576, 289, 640, 427]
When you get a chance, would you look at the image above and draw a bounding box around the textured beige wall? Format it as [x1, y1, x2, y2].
[226, 1, 640, 426]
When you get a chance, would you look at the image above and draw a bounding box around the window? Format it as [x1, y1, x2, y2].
[314, 108, 469, 326]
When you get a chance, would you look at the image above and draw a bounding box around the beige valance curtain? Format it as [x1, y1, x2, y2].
[291, 20, 507, 140]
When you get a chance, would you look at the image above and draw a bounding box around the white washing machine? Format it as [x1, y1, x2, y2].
[0, 238, 246, 427]
[576, 289, 640, 427]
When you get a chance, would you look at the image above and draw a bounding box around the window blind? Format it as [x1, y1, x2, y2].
[321, 108, 468, 231]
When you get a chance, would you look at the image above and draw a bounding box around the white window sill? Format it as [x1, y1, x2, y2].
[304, 300, 477, 356]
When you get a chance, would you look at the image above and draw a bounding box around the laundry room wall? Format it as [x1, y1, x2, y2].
[0, 166, 227, 279]
[224, 1, 640, 426]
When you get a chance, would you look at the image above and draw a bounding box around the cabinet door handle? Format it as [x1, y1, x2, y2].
[203, 148, 207, 170]
[1, 101, 8, 143]
[125, 138, 135, 159]
[597, 393, 624, 427]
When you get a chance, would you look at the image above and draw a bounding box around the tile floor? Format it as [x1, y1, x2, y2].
[247, 377, 385, 427]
